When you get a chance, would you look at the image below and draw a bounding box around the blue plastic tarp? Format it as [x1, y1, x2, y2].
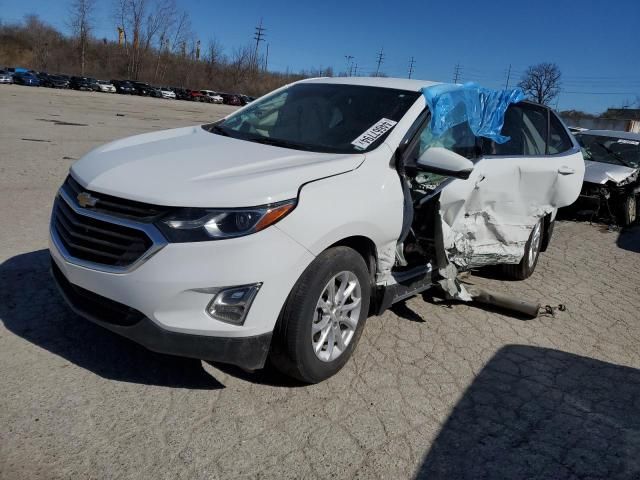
[422, 82, 525, 144]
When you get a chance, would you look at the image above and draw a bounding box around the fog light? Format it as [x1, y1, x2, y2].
[206, 284, 261, 325]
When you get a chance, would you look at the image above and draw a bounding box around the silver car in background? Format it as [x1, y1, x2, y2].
[0, 70, 13, 84]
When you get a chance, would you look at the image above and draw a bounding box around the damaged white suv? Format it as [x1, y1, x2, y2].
[50, 77, 584, 383]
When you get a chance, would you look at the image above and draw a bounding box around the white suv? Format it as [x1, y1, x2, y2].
[49, 77, 584, 383]
[200, 90, 223, 104]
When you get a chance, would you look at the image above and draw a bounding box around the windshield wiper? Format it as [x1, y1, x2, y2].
[249, 136, 317, 152]
[595, 142, 633, 168]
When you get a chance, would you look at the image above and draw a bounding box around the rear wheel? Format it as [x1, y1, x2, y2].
[270, 247, 371, 383]
[621, 194, 637, 227]
[502, 218, 543, 280]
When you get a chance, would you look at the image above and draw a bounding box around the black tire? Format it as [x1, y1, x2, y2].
[540, 215, 555, 252]
[502, 217, 543, 280]
[620, 194, 637, 227]
[270, 246, 371, 383]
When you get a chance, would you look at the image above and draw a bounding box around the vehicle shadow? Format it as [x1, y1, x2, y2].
[617, 224, 640, 253]
[0, 250, 223, 390]
[415, 345, 640, 479]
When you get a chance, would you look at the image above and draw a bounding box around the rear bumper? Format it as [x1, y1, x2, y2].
[51, 259, 272, 370]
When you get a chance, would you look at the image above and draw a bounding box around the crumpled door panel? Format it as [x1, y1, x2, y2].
[437, 150, 583, 269]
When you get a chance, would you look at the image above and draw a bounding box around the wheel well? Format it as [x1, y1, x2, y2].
[541, 213, 553, 252]
[327, 236, 379, 314]
[327, 236, 377, 280]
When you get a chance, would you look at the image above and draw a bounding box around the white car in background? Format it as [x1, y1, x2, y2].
[96, 80, 116, 93]
[49, 77, 584, 383]
[0, 70, 13, 84]
[159, 87, 176, 99]
[201, 90, 223, 104]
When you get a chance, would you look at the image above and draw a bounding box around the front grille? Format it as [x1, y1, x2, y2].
[52, 196, 153, 267]
[51, 260, 144, 326]
[63, 175, 170, 221]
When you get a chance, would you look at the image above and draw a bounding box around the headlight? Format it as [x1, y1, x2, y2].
[156, 199, 296, 242]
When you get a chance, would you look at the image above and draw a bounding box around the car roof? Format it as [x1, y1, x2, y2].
[299, 76, 441, 92]
[577, 129, 640, 141]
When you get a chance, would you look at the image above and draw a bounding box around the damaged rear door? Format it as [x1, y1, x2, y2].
[438, 102, 584, 269]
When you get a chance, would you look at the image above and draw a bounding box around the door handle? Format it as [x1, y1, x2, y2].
[558, 166, 575, 175]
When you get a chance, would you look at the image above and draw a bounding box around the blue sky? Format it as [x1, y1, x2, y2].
[2, 0, 639, 113]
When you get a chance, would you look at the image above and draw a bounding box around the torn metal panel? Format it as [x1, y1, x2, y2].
[437, 263, 472, 301]
[376, 241, 397, 283]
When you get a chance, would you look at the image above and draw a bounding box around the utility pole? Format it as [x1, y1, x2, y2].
[253, 18, 266, 69]
[344, 55, 354, 76]
[505, 64, 511, 89]
[375, 47, 384, 77]
[264, 43, 269, 71]
[453, 63, 461, 83]
[408, 56, 415, 79]
[353, 63, 359, 76]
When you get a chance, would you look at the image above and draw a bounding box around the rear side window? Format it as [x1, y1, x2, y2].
[548, 112, 574, 154]
[483, 103, 547, 156]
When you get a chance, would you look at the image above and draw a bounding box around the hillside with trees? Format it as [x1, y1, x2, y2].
[0, 1, 333, 96]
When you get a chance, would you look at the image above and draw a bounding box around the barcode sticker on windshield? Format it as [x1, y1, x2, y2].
[352, 118, 398, 150]
[617, 139, 640, 146]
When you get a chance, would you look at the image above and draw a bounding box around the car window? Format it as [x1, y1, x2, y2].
[212, 83, 420, 154]
[482, 103, 547, 157]
[547, 112, 574, 154]
[576, 134, 640, 168]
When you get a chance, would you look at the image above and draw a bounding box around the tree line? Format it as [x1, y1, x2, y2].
[0, 0, 333, 96]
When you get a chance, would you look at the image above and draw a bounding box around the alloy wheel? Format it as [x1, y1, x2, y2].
[528, 220, 542, 269]
[312, 271, 362, 362]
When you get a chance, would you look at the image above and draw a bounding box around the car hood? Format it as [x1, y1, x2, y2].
[583, 159, 639, 185]
[70, 126, 364, 207]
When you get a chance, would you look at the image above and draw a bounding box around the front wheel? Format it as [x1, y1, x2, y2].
[621, 194, 637, 227]
[502, 217, 543, 280]
[270, 247, 371, 383]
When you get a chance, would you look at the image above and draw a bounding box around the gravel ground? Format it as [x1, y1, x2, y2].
[1, 84, 640, 480]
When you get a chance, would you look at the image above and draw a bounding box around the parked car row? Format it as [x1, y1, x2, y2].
[1, 66, 257, 105]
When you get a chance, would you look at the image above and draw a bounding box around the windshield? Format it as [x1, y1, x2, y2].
[576, 133, 640, 168]
[207, 83, 420, 154]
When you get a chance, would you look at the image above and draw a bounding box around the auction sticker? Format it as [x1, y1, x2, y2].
[351, 118, 398, 150]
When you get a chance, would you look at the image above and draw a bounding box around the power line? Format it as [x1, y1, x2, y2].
[408, 56, 415, 79]
[560, 91, 639, 95]
[375, 47, 384, 77]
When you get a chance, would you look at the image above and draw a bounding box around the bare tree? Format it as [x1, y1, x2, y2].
[69, 0, 95, 75]
[518, 62, 562, 105]
[23, 14, 61, 71]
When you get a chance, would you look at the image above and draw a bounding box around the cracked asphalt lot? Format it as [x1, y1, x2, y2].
[2, 85, 640, 479]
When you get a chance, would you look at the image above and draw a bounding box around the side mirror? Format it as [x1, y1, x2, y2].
[416, 147, 474, 179]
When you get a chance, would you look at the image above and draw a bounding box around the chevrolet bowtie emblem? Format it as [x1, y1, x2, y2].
[77, 191, 98, 208]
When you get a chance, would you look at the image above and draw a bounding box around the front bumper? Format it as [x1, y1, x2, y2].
[51, 260, 272, 369]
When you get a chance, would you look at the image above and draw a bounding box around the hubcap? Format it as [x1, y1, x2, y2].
[629, 196, 637, 223]
[312, 271, 362, 362]
[528, 220, 542, 269]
